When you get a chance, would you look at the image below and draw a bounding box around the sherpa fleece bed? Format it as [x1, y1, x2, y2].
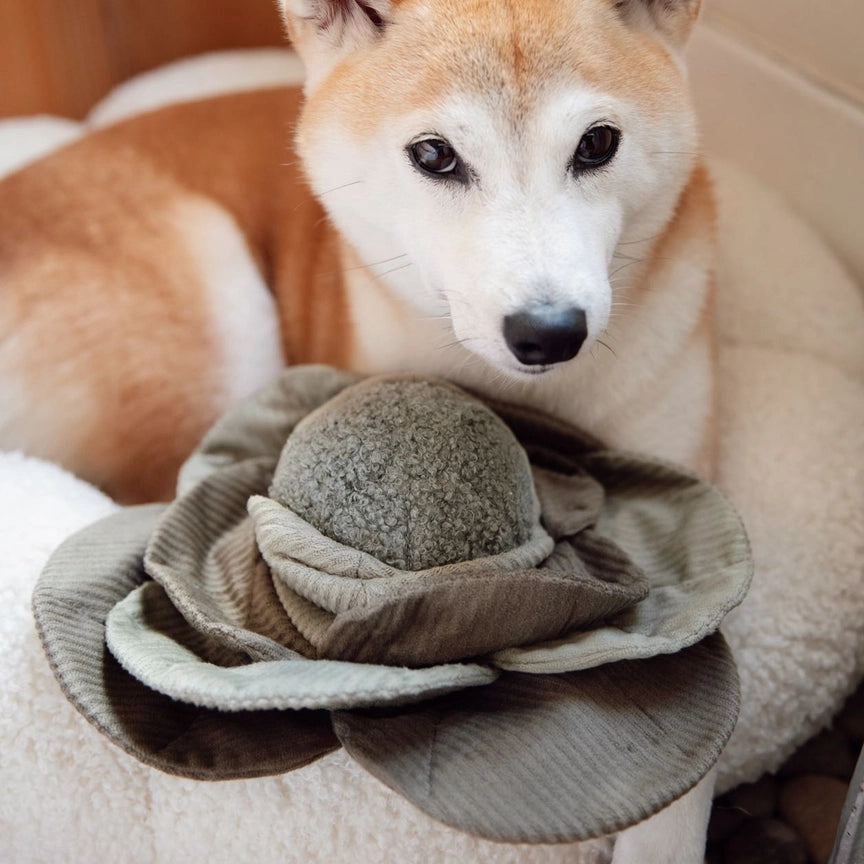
[1, 50, 864, 864]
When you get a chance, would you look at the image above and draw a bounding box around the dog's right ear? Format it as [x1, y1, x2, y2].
[614, 0, 702, 49]
[278, 0, 393, 84]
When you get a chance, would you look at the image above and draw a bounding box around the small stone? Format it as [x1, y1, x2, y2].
[723, 817, 807, 864]
[836, 682, 864, 743]
[727, 773, 779, 819]
[707, 800, 747, 843]
[778, 774, 849, 864]
[704, 846, 724, 864]
[779, 729, 858, 781]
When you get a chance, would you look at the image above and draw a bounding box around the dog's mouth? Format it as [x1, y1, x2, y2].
[448, 331, 579, 380]
[508, 363, 556, 377]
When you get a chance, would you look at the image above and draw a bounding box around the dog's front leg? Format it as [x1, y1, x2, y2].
[610, 767, 716, 864]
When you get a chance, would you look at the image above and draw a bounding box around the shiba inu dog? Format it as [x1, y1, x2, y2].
[0, 0, 717, 858]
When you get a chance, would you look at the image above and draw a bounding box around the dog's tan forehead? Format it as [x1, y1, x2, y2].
[308, 0, 683, 134]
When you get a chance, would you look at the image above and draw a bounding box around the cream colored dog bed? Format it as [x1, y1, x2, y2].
[1, 50, 863, 864]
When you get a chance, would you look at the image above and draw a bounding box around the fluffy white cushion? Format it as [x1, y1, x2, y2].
[0, 50, 862, 864]
[710, 160, 864, 789]
[88, 48, 306, 128]
[0, 116, 82, 177]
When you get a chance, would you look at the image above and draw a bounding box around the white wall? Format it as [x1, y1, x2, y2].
[688, 1, 864, 284]
[704, 0, 864, 104]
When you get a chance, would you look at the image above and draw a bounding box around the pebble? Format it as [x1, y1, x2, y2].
[707, 802, 747, 844]
[727, 773, 779, 819]
[723, 817, 808, 864]
[708, 675, 864, 864]
[779, 728, 858, 781]
[836, 683, 864, 743]
[778, 774, 849, 864]
[704, 846, 724, 864]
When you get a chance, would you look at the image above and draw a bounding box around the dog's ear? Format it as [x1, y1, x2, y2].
[614, 0, 702, 48]
[278, 1, 393, 82]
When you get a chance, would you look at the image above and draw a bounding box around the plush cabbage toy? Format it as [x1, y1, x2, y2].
[34, 366, 752, 843]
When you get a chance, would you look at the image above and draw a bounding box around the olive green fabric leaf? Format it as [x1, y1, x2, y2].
[33, 506, 339, 780]
[250, 496, 556, 597]
[494, 454, 753, 672]
[251, 495, 646, 665]
[531, 465, 605, 538]
[145, 458, 309, 662]
[106, 580, 498, 711]
[306, 559, 644, 666]
[334, 632, 740, 844]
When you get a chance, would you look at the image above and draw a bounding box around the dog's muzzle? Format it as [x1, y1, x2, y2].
[503, 306, 587, 366]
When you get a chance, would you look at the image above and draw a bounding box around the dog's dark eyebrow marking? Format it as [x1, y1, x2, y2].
[308, 0, 387, 32]
[614, 0, 688, 14]
[359, 2, 385, 28]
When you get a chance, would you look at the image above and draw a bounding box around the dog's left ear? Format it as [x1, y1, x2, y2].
[278, 1, 394, 85]
[614, 0, 702, 48]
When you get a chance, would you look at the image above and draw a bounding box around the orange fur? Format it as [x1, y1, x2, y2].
[0, 88, 351, 501]
[681, 164, 720, 480]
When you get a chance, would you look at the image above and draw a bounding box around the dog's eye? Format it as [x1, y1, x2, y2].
[408, 138, 463, 179]
[573, 125, 620, 171]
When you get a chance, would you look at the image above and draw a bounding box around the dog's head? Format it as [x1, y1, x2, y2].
[281, 0, 702, 377]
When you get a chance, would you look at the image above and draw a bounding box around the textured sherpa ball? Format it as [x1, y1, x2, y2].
[269, 376, 539, 571]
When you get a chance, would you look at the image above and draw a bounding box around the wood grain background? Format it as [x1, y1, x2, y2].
[0, 0, 286, 119]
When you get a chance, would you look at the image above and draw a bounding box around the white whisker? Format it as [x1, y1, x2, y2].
[318, 179, 365, 196]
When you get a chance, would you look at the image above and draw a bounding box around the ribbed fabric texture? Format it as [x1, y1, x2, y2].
[33, 366, 750, 842]
[106, 580, 497, 711]
[335, 634, 739, 843]
[32, 505, 340, 780]
[495, 452, 753, 672]
[249, 493, 641, 666]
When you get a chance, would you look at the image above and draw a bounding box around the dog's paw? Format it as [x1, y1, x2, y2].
[611, 828, 706, 864]
[610, 771, 716, 864]
[579, 836, 615, 864]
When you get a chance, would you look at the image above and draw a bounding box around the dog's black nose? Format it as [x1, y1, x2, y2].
[503, 306, 588, 366]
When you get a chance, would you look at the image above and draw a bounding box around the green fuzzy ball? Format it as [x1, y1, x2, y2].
[270, 376, 538, 571]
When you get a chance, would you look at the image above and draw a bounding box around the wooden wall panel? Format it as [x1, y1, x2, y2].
[0, 0, 286, 119]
